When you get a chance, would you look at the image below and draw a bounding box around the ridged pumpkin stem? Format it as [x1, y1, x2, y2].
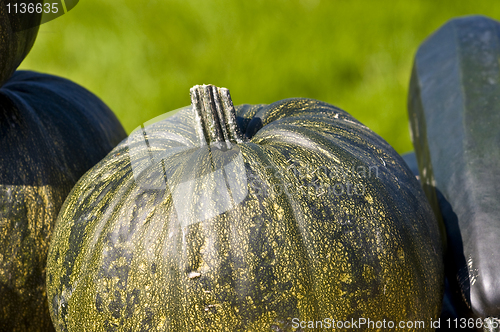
[190, 84, 245, 149]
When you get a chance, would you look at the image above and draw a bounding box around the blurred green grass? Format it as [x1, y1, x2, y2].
[19, 0, 500, 153]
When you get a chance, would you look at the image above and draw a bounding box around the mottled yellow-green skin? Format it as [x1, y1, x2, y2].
[0, 185, 68, 331]
[0, 71, 126, 331]
[47, 99, 443, 331]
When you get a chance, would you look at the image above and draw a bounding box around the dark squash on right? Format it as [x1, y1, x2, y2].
[408, 15, 500, 325]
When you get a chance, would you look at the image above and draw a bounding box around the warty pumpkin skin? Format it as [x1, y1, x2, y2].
[47, 85, 443, 331]
[0, 0, 42, 86]
[0, 70, 127, 331]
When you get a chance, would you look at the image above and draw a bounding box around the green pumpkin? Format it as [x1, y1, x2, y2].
[47, 85, 443, 331]
[0, 70, 127, 331]
[0, 0, 41, 86]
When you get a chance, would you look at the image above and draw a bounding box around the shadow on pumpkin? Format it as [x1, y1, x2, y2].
[434, 188, 474, 331]
[401, 152, 473, 329]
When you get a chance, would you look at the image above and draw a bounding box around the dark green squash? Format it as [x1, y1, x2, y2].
[47, 85, 443, 331]
[0, 0, 42, 86]
[0, 70, 127, 331]
[408, 14, 500, 326]
[401, 152, 477, 332]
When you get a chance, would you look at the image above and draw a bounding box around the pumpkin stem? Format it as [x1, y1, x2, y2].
[190, 84, 245, 148]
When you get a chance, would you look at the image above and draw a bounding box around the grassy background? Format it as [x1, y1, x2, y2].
[19, 0, 500, 153]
